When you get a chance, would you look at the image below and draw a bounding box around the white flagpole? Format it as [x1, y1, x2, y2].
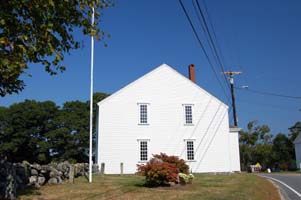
[89, 6, 95, 183]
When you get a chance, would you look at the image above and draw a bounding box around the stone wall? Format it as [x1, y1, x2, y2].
[0, 160, 99, 200]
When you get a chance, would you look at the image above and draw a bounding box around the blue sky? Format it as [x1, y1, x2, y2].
[2, 0, 301, 134]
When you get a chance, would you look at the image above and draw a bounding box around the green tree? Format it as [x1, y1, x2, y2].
[0, 100, 59, 163]
[0, 0, 111, 96]
[0, 92, 108, 163]
[288, 121, 301, 142]
[272, 133, 295, 170]
[239, 121, 272, 170]
[253, 143, 273, 169]
[46, 92, 108, 163]
[240, 121, 272, 146]
[47, 101, 90, 162]
[91, 92, 109, 129]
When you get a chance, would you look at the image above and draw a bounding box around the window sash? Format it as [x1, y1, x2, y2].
[140, 141, 148, 161]
[140, 104, 148, 124]
[185, 105, 193, 124]
[187, 141, 194, 160]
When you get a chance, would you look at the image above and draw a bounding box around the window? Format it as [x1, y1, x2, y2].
[186, 141, 194, 161]
[139, 140, 148, 161]
[184, 105, 193, 124]
[139, 104, 148, 124]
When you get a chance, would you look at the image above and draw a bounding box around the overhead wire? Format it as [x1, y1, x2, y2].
[193, 0, 231, 91]
[203, 0, 245, 75]
[178, 0, 231, 106]
[237, 98, 298, 110]
[190, 0, 235, 123]
[235, 87, 301, 100]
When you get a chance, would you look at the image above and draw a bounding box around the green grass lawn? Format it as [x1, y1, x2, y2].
[19, 173, 280, 200]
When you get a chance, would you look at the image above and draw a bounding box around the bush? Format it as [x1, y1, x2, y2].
[153, 153, 189, 174]
[178, 173, 194, 184]
[137, 162, 179, 186]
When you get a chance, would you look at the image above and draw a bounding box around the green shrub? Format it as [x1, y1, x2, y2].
[153, 153, 189, 174]
[178, 173, 194, 184]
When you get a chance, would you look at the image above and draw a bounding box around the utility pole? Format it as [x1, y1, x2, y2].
[223, 71, 242, 127]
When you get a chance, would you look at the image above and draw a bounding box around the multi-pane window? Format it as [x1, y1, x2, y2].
[140, 104, 148, 124]
[140, 141, 148, 161]
[186, 141, 194, 161]
[185, 105, 193, 124]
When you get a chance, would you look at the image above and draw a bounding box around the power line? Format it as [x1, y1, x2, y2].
[193, 0, 230, 90]
[202, 0, 246, 79]
[237, 98, 298, 111]
[178, 0, 231, 105]
[235, 87, 301, 100]
[191, 0, 236, 121]
[202, 0, 226, 66]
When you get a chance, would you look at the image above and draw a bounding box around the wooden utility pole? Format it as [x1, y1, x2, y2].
[223, 71, 242, 127]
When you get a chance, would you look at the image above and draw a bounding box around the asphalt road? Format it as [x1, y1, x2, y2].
[258, 174, 301, 200]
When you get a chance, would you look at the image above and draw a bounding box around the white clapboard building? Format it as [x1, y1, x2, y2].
[96, 64, 241, 174]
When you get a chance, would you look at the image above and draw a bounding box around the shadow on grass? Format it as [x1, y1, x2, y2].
[133, 181, 192, 190]
[17, 186, 42, 197]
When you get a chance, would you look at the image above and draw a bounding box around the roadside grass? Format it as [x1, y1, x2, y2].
[19, 173, 280, 200]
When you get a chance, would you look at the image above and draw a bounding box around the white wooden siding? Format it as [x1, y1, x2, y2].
[97, 64, 241, 174]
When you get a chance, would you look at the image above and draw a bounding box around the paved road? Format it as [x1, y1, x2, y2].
[258, 174, 301, 200]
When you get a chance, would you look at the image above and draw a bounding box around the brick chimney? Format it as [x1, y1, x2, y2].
[188, 64, 196, 83]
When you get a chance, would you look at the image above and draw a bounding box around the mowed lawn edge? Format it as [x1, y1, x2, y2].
[19, 173, 280, 200]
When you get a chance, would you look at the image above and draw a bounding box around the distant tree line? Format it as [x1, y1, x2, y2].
[0, 92, 109, 164]
[239, 120, 300, 171]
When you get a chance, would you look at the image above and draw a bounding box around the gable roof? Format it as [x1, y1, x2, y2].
[294, 133, 301, 144]
[97, 63, 228, 108]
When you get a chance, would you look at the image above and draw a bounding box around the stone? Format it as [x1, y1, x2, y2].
[69, 165, 74, 183]
[37, 176, 46, 185]
[4, 163, 17, 200]
[30, 169, 38, 176]
[31, 164, 42, 171]
[33, 182, 41, 189]
[57, 161, 71, 176]
[1, 160, 94, 196]
[100, 163, 105, 176]
[29, 176, 38, 184]
[92, 164, 99, 173]
[74, 163, 87, 177]
[49, 167, 62, 178]
[48, 177, 58, 184]
[57, 176, 63, 184]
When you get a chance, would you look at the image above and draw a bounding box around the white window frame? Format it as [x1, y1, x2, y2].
[137, 139, 150, 162]
[138, 103, 149, 125]
[184, 139, 196, 161]
[183, 104, 194, 125]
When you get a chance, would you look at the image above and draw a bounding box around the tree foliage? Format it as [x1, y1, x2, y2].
[0, 0, 111, 96]
[153, 153, 189, 174]
[0, 92, 109, 163]
[288, 121, 301, 142]
[0, 100, 59, 163]
[239, 120, 298, 171]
